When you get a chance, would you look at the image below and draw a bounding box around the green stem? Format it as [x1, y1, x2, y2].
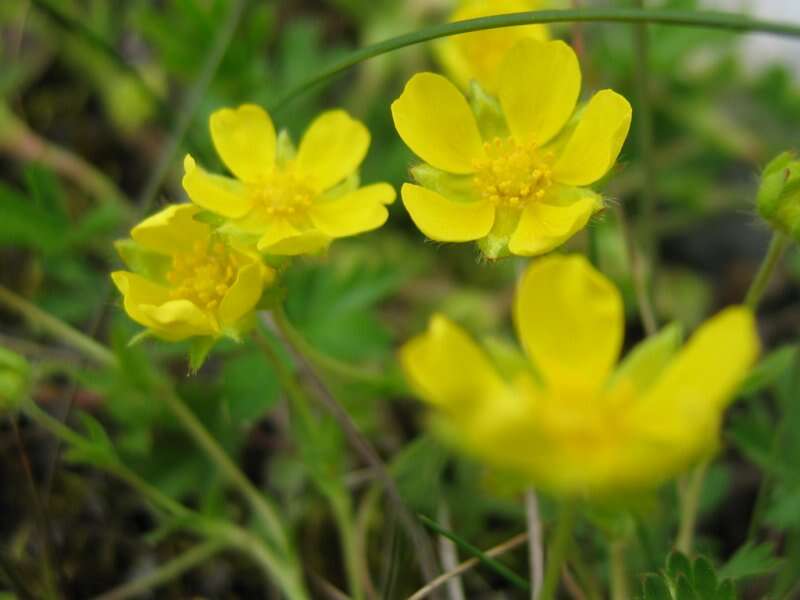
[253, 329, 364, 600]
[676, 460, 708, 555]
[609, 541, 629, 600]
[0, 286, 116, 368]
[157, 387, 292, 556]
[539, 504, 576, 600]
[271, 304, 396, 389]
[744, 232, 790, 310]
[93, 540, 226, 600]
[274, 8, 800, 110]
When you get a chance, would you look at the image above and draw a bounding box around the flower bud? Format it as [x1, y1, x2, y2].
[757, 151, 800, 239]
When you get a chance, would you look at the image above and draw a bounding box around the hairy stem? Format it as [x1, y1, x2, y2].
[744, 232, 790, 310]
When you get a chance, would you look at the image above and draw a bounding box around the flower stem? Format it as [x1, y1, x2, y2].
[744, 232, 790, 310]
[609, 541, 629, 600]
[94, 540, 225, 600]
[525, 489, 544, 600]
[676, 460, 708, 555]
[274, 8, 800, 110]
[539, 503, 576, 600]
[0, 286, 116, 368]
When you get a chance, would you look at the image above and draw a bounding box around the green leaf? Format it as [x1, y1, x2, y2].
[667, 552, 693, 580]
[692, 557, 719, 598]
[0, 181, 67, 253]
[674, 574, 697, 600]
[219, 347, 280, 425]
[641, 575, 673, 600]
[392, 435, 448, 513]
[719, 542, 782, 580]
[738, 345, 798, 396]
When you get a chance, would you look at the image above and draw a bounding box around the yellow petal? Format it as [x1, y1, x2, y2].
[634, 307, 759, 432]
[296, 110, 370, 191]
[514, 254, 623, 393]
[498, 40, 580, 146]
[402, 183, 495, 242]
[256, 219, 330, 255]
[182, 155, 253, 219]
[139, 299, 217, 341]
[309, 183, 394, 238]
[438, 0, 549, 93]
[209, 104, 275, 182]
[399, 314, 508, 410]
[111, 271, 171, 330]
[131, 204, 209, 255]
[218, 263, 263, 328]
[552, 89, 632, 186]
[391, 73, 485, 174]
[508, 194, 600, 256]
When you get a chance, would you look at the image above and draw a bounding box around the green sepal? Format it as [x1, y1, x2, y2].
[477, 207, 519, 260]
[481, 335, 543, 385]
[275, 129, 296, 166]
[468, 80, 508, 140]
[114, 239, 170, 282]
[192, 210, 227, 228]
[188, 336, 217, 374]
[321, 172, 360, 200]
[756, 150, 800, 240]
[127, 329, 154, 347]
[609, 322, 683, 394]
[410, 164, 475, 203]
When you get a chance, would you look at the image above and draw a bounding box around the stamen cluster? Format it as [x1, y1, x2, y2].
[250, 169, 314, 217]
[167, 240, 238, 310]
[472, 137, 554, 208]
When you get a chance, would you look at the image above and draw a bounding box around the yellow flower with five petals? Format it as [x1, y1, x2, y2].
[183, 104, 395, 256]
[392, 39, 632, 259]
[112, 204, 274, 342]
[400, 254, 759, 496]
[435, 0, 549, 93]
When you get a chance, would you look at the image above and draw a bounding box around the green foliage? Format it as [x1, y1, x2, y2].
[639, 553, 737, 600]
[720, 543, 783, 581]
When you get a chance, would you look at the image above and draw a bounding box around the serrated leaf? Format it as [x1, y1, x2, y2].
[642, 575, 673, 600]
[674, 574, 697, 600]
[719, 542, 782, 580]
[692, 557, 719, 598]
[668, 552, 694, 580]
[715, 579, 737, 600]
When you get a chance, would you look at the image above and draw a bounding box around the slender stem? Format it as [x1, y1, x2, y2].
[615, 205, 658, 336]
[273, 8, 800, 110]
[407, 532, 528, 600]
[271, 304, 397, 389]
[525, 489, 544, 600]
[539, 504, 576, 600]
[93, 540, 226, 600]
[609, 541, 629, 600]
[263, 311, 440, 584]
[676, 460, 708, 554]
[133, 0, 246, 215]
[0, 286, 116, 368]
[331, 492, 366, 600]
[744, 232, 790, 310]
[156, 386, 292, 557]
[436, 502, 465, 600]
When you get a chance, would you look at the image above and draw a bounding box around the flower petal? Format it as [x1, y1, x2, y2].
[218, 263, 264, 328]
[514, 254, 623, 393]
[256, 219, 330, 255]
[399, 314, 508, 410]
[131, 203, 209, 255]
[139, 300, 217, 341]
[296, 110, 370, 191]
[634, 307, 759, 432]
[391, 73, 485, 174]
[210, 104, 276, 182]
[402, 183, 495, 242]
[182, 155, 252, 218]
[508, 194, 600, 256]
[552, 89, 632, 186]
[498, 39, 580, 146]
[309, 183, 394, 238]
[111, 270, 171, 329]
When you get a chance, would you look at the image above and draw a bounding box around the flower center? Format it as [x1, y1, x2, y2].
[250, 169, 314, 217]
[472, 137, 554, 208]
[166, 240, 238, 310]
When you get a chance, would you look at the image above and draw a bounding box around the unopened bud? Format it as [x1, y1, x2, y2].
[757, 151, 800, 239]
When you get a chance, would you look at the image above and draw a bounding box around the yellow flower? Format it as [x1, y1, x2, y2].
[392, 39, 632, 259]
[435, 0, 549, 93]
[399, 255, 759, 496]
[111, 204, 274, 342]
[182, 104, 395, 255]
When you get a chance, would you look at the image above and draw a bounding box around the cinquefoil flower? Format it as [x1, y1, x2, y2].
[392, 39, 632, 258]
[400, 255, 759, 495]
[112, 204, 274, 342]
[183, 104, 395, 255]
[435, 0, 549, 93]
